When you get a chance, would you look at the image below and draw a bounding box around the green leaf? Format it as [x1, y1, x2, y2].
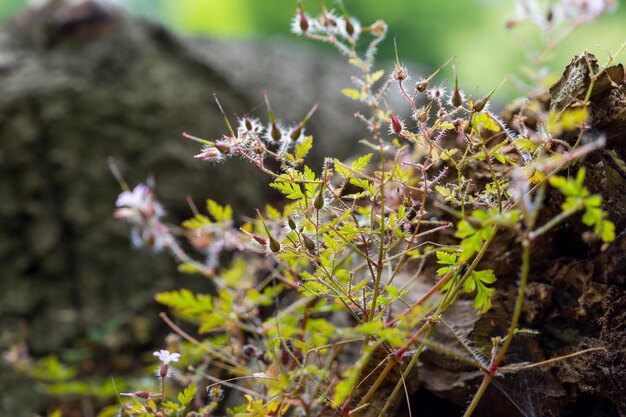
[341, 88, 363, 101]
[472, 112, 501, 132]
[514, 138, 539, 153]
[182, 214, 212, 229]
[270, 180, 305, 200]
[207, 199, 233, 222]
[178, 384, 197, 406]
[598, 220, 615, 242]
[436, 251, 457, 265]
[155, 289, 214, 318]
[351, 153, 373, 173]
[464, 270, 497, 314]
[295, 136, 313, 162]
[366, 69, 385, 84]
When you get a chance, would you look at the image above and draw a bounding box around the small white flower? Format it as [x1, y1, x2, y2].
[153, 349, 181, 365]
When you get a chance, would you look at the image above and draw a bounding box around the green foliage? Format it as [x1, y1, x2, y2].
[101, 2, 621, 417]
[549, 168, 615, 242]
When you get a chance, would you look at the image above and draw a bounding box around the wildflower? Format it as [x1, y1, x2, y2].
[115, 183, 163, 220]
[115, 183, 173, 251]
[154, 349, 181, 365]
[154, 349, 181, 379]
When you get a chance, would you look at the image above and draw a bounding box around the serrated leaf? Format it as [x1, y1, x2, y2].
[295, 136, 313, 162]
[351, 153, 373, 172]
[436, 251, 457, 265]
[207, 199, 232, 222]
[270, 181, 305, 200]
[182, 214, 212, 230]
[178, 384, 197, 406]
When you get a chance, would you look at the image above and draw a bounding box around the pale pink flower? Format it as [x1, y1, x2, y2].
[153, 349, 181, 365]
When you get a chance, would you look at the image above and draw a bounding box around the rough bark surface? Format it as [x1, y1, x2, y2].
[414, 52, 626, 417]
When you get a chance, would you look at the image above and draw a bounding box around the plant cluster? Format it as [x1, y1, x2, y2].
[102, 1, 621, 417]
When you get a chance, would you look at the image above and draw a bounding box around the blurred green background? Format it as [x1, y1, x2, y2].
[0, 0, 623, 100]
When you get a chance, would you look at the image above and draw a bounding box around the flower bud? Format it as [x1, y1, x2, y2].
[287, 217, 297, 230]
[390, 114, 403, 134]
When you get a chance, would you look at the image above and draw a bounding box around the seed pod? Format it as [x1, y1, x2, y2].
[269, 236, 281, 253]
[298, 8, 309, 33]
[314, 190, 324, 210]
[473, 97, 487, 112]
[290, 125, 302, 141]
[245, 117, 253, 131]
[271, 121, 282, 141]
[416, 80, 428, 93]
[287, 217, 297, 230]
[215, 142, 231, 154]
[344, 16, 355, 36]
[303, 235, 316, 252]
[416, 108, 428, 123]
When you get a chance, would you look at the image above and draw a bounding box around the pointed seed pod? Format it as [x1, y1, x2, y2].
[314, 190, 324, 210]
[298, 7, 309, 33]
[344, 16, 355, 36]
[269, 236, 281, 253]
[417, 108, 428, 123]
[287, 216, 297, 230]
[473, 97, 487, 112]
[271, 122, 282, 141]
[290, 125, 303, 141]
[416, 80, 428, 93]
[303, 235, 316, 252]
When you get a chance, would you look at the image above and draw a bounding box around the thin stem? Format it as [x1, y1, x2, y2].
[463, 236, 531, 417]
